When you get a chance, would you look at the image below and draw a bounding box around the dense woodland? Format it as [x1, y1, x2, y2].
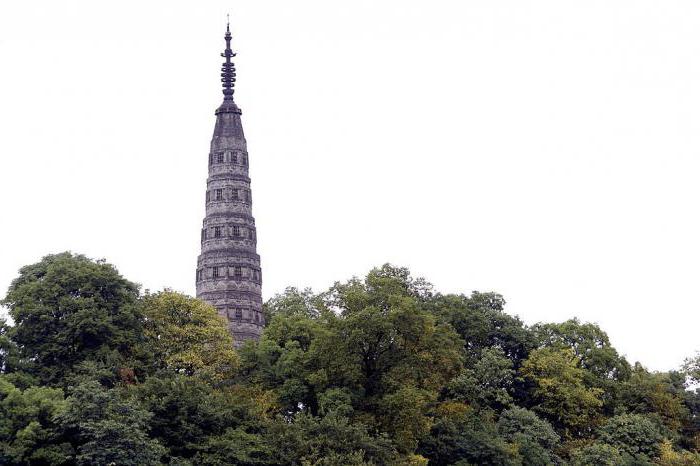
[0, 253, 698, 465]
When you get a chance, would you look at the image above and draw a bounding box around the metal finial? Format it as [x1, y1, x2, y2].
[220, 18, 236, 101]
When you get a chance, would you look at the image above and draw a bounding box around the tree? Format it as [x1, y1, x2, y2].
[532, 319, 631, 418]
[237, 309, 336, 416]
[133, 372, 276, 464]
[683, 353, 700, 385]
[445, 347, 515, 410]
[141, 290, 239, 382]
[193, 426, 272, 465]
[3, 256, 698, 464]
[616, 364, 690, 432]
[0, 376, 72, 465]
[532, 319, 630, 383]
[0, 319, 22, 378]
[570, 443, 623, 466]
[418, 404, 519, 466]
[679, 388, 700, 453]
[520, 347, 603, 438]
[426, 292, 536, 368]
[243, 266, 461, 443]
[57, 380, 164, 465]
[263, 287, 324, 322]
[2, 252, 144, 386]
[239, 265, 464, 456]
[496, 407, 560, 465]
[597, 413, 665, 459]
[278, 413, 398, 466]
[657, 439, 700, 466]
[325, 266, 463, 452]
[135, 374, 241, 460]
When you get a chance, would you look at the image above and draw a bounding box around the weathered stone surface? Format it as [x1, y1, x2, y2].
[195, 28, 264, 346]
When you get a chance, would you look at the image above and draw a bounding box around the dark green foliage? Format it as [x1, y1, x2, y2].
[533, 319, 631, 416]
[133, 373, 264, 461]
[570, 443, 624, 466]
[135, 374, 230, 459]
[532, 319, 631, 383]
[2, 252, 145, 387]
[0, 376, 72, 465]
[1, 255, 699, 464]
[418, 408, 518, 465]
[519, 347, 603, 438]
[426, 292, 536, 368]
[597, 414, 665, 459]
[680, 388, 700, 452]
[496, 407, 560, 465]
[194, 427, 272, 465]
[616, 364, 691, 432]
[0, 319, 21, 376]
[263, 287, 323, 322]
[239, 264, 464, 458]
[278, 413, 398, 466]
[445, 347, 515, 410]
[57, 380, 165, 465]
[684, 353, 700, 384]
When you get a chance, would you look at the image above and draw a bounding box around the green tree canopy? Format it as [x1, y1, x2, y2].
[426, 292, 536, 367]
[2, 252, 144, 386]
[1, 255, 698, 464]
[532, 318, 631, 383]
[570, 442, 624, 466]
[0, 376, 71, 465]
[57, 379, 165, 465]
[683, 353, 700, 385]
[616, 364, 690, 432]
[520, 347, 603, 438]
[445, 347, 515, 410]
[496, 407, 560, 465]
[597, 413, 665, 459]
[141, 290, 239, 382]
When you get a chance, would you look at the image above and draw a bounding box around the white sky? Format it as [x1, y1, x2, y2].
[1, 0, 699, 372]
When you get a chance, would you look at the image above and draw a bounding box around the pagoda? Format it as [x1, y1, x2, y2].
[195, 22, 264, 344]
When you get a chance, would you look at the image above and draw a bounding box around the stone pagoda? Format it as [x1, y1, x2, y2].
[196, 22, 264, 345]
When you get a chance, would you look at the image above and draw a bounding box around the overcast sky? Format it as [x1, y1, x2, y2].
[1, 0, 699, 371]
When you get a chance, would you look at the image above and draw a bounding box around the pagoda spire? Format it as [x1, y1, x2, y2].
[220, 17, 236, 101]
